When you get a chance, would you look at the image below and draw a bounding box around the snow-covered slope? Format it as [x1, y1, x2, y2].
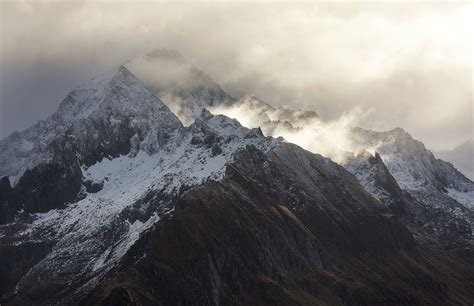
[350, 127, 474, 194]
[6, 110, 278, 300]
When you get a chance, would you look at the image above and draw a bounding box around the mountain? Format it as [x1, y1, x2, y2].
[436, 139, 474, 181]
[0, 66, 278, 303]
[0, 66, 183, 223]
[149, 52, 474, 248]
[1, 64, 474, 304]
[350, 128, 474, 194]
[345, 128, 474, 248]
[126, 49, 234, 125]
[126, 52, 474, 298]
[126, 49, 320, 132]
[82, 143, 473, 305]
[148, 52, 474, 249]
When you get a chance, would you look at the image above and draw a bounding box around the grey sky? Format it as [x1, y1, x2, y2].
[0, 1, 472, 150]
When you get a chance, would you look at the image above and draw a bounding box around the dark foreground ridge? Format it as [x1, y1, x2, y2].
[79, 145, 474, 305]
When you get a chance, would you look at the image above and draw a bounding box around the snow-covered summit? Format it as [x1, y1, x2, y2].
[350, 127, 474, 193]
[0, 65, 182, 186]
[346, 127, 474, 239]
[53, 65, 181, 129]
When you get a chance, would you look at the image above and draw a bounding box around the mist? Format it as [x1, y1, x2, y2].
[208, 98, 366, 163]
[0, 1, 472, 151]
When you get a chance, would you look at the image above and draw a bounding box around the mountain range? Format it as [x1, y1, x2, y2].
[0, 50, 473, 305]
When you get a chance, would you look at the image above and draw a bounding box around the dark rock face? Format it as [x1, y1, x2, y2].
[17, 163, 82, 212]
[234, 145, 415, 257]
[407, 190, 473, 244]
[0, 223, 54, 302]
[83, 179, 104, 193]
[0, 177, 15, 224]
[80, 145, 474, 305]
[0, 161, 82, 224]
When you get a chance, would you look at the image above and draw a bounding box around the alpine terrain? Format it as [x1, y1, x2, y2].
[1, 52, 473, 305]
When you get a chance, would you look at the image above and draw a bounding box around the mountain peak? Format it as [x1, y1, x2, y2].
[0, 65, 182, 187]
[54, 65, 171, 123]
[112, 65, 138, 83]
[127, 51, 234, 125]
[388, 127, 410, 137]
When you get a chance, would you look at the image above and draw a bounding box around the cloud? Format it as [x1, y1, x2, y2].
[0, 1, 472, 150]
[209, 96, 375, 163]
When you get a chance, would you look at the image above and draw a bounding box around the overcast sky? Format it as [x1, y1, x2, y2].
[0, 1, 472, 150]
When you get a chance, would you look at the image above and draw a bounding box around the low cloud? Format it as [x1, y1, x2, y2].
[0, 1, 472, 150]
[210, 97, 374, 163]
